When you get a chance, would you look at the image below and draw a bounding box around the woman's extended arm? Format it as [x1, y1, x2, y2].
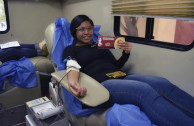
[63, 46, 87, 97]
[67, 70, 87, 97]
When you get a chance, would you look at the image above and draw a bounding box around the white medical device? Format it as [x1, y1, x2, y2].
[26, 97, 63, 120]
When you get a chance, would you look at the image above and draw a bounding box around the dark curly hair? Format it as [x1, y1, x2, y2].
[70, 15, 94, 38]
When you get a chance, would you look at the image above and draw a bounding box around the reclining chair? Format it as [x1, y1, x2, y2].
[0, 48, 54, 109]
[45, 23, 111, 126]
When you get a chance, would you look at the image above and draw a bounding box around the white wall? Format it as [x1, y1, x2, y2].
[62, 0, 194, 97]
[0, 0, 62, 44]
[62, 0, 114, 36]
[125, 44, 194, 97]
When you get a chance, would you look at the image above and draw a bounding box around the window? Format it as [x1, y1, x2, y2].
[114, 16, 194, 51]
[0, 0, 9, 34]
[112, 0, 194, 51]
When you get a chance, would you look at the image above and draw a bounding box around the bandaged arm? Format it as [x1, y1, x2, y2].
[66, 59, 81, 84]
[66, 59, 81, 73]
[66, 60, 87, 97]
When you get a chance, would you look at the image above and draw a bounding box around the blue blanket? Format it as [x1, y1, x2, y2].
[0, 57, 38, 91]
[106, 104, 156, 126]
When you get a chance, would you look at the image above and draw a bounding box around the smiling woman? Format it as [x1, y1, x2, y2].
[0, 0, 9, 34]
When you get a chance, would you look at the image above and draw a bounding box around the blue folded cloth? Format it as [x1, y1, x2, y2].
[0, 57, 38, 91]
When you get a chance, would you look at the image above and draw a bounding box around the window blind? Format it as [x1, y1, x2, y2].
[112, 0, 194, 19]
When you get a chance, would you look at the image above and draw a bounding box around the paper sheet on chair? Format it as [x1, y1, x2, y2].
[0, 41, 20, 49]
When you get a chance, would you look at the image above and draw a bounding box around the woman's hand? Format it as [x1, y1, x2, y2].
[68, 80, 87, 97]
[118, 41, 132, 54]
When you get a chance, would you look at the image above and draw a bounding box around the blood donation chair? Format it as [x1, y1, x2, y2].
[0, 49, 54, 110]
[45, 23, 110, 126]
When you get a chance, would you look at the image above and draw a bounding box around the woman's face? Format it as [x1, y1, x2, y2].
[76, 21, 94, 44]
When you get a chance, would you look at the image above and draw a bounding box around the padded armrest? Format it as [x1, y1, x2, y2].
[51, 70, 110, 107]
[30, 56, 54, 74]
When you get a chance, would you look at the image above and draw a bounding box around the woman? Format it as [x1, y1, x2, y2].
[62, 15, 194, 126]
[0, 40, 48, 64]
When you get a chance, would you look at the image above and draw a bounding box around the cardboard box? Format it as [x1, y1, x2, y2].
[98, 36, 125, 49]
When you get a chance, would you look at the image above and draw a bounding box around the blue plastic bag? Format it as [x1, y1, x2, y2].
[106, 104, 157, 126]
[0, 57, 38, 91]
[52, 17, 74, 70]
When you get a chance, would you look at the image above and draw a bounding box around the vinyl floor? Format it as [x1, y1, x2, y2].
[0, 104, 26, 126]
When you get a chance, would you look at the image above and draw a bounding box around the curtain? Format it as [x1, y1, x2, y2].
[112, 0, 194, 19]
